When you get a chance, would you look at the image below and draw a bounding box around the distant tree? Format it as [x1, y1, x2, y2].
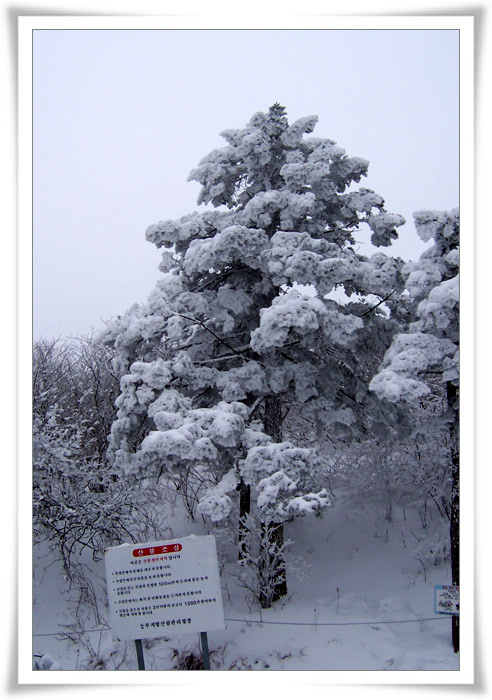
[370, 208, 459, 650]
[102, 104, 408, 607]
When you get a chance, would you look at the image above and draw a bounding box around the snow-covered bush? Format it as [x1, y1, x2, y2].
[32, 336, 174, 579]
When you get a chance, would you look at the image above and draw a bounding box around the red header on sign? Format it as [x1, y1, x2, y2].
[132, 543, 182, 557]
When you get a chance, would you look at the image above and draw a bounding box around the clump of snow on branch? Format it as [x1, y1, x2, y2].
[413, 208, 458, 243]
[250, 289, 363, 353]
[256, 470, 331, 520]
[366, 212, 406, 247]
[417, 275, 459, 334]
[280, 115, 318, 147]
[238, 442, 333, 523]
[369, 333, 456, 402]
[197, 468, 240, 522]
[184, 225, 269, 275]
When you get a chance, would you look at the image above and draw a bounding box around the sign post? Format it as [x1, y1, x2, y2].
[200, 631, 211, 670]
[105, 534, 225, 670]
[135, 639, 145, 670]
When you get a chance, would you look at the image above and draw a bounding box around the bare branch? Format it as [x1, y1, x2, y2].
[359, 291, 394, 318]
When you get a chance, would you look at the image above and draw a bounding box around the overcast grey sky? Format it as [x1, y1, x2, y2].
[33, 28, 459, 340]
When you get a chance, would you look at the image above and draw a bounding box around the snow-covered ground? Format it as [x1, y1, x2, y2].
[32, 487, 459, 674]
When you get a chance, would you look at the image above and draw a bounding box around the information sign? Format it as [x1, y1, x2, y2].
[434, 585, 459, 615]
[105, 534, 225, 641]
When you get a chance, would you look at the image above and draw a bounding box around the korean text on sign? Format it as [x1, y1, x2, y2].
[105, 535, 225, 641]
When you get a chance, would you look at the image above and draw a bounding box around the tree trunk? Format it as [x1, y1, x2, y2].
[261, 396, 288, 606]
[237, 481, 250, 560]
[258, 520, 288, 608]
[382, 455, 393, 522]
[447, 381, 459, 653]
[267, 521, 288, 603]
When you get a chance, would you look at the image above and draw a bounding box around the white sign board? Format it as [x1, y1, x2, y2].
[105, 534, 225, 641]
[434, 585, 459, 615]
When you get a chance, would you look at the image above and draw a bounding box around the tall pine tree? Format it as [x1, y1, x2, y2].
[102, 104, 407, 606]
[370, 207, 459, 648]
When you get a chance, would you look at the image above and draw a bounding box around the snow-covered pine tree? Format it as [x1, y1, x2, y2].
[370, 208, 459, 649]
[102, 104, 407, 607]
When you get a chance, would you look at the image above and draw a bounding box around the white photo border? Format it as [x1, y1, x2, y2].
[17, 8, 475, 691]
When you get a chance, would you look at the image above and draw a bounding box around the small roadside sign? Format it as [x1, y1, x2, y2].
[105, 534, 225, 642]
[434, 585, 459, 615]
